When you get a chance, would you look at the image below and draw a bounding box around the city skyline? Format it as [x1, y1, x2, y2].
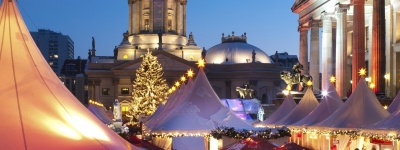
[17, 0, 299, 59]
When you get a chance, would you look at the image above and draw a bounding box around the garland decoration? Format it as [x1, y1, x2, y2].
[210, 126, 291, 140]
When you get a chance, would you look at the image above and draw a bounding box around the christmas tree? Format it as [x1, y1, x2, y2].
[128, 49, 169, 122]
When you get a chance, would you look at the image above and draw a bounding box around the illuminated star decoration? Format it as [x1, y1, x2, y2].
[168, 89, 172, 94]
[359, 68, 367, 76]
[369, 83, 375, 89]
[180, 75, 187, 82]
[330, 76, 336, 83]
[175, 81, 180, 87]
[306, 80, 313, 87]
[196, 59, 205, 68]
[187, 69, 194, 78]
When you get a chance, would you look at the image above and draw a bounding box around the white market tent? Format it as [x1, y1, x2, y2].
[145, 78, 193, 130]
[388, 91, 400, 113]
[274, 87, 320, 126]
[88, 104, 113, 124]
[0, 0, 137, 149]
[258, 95, 297, 126]
[152, 67, 259, 135]
[291, 83, 343, 126]
[315, 77, 389, 129]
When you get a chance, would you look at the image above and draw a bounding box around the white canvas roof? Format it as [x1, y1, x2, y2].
[88, 104, 113, 124]
[388, 91, 400, 113]
[274, 87, 319, 126]
[152, 67, 258, 134]
[0, 1, 137, 149]
[258, 95, 297, 126]
[145, 80, 190, 130]
[291, 83, 343, 126]
[315, 77, 389, 129]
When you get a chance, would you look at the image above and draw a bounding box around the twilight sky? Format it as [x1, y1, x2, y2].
[16, 0, 300, 59]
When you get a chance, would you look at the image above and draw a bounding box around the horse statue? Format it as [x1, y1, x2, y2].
[236, 87, 254, 99]
[280, 62, 312, 91]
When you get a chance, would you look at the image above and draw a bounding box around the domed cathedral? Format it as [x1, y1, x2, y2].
[118, 0, 202, 61]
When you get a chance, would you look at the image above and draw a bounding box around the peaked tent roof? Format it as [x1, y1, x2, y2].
[258, 95, 297, 126]
[388, 91, 400, 113]
[0, 1, 137, 149]
[367, 109, 400, 130]
[145, 80, 190, 130]
[274, 87, 319, 126]
[315, 77, 390, 129]
[88, 104, 113, 124]
[292, 83, 343, 126]
[152, 67, 258, 134]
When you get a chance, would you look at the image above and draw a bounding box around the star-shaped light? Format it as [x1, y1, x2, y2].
[180, 75, 187, 82]
[330, 76, 336, 83]
[171, 86, 176, 91]
[196, 59, 205, 68]
[175, 81, 180, 87]
[359, 68, 367, 76]
[306, 80, 313, 87]
[168, 89, 172, 94]
[369, 83, 375, 89]
[286, 85, 292, 91]
[187, 69, 194, 78]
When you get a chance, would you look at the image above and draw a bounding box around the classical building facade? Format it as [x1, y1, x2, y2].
[59, 57, 88, 105]
[292, 0, 399, 98]
[85, 0, 291, 108]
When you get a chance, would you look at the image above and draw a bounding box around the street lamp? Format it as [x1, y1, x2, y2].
[384, 73, 389, 87]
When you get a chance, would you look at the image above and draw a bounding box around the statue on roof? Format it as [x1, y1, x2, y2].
[236, 81, 255, 99]
[186, 32, 197, 46]
[201, 47, 207, 59]
[120, 30, 131, 45]
[92, 37, 95, 50]
[113, 46, 118, 59]
[252, 50, 256, 63]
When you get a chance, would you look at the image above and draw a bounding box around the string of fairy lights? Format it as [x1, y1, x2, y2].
[167, 69, 195, 95]
[88, 99, 104, 107]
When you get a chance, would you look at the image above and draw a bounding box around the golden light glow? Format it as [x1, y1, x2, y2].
[306, 80, 313, 87]
[196, 59, 205, 68]
[282, 90, 290, 96]
[359, 68, 367, 76]
[187, 69, 194, 78]
[330, 76, 336, 83]
[369, 83, 375, 89]
[175, 81, 180, 87]
[384, 73, 390, 80]
[172, 86, 176, 91]
[384, 105, 388, 110]
[286, 86, 291, 91]
[168, 89, 172, 94]
[123, 54, 128, 59]
[366, 77, 371, 82]
[180, 76, 187, 82]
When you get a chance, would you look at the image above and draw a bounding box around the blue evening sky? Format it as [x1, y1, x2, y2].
[16, 0, 299, 59]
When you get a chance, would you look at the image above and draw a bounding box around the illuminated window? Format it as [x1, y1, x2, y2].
[54, 55, 58, 58]
[49, 62, 53, 66]
[121, 87, 129, 94]
[73, 80, 76, 84]
[102, 88, 110, 95]
[145, 19, 149, 31]
[123, 54, 128, 59]
[121, 106, 129, 113]
[190, 55, 195, 60]
[84, 85, 88, 91]
[168, 19, 172, 30]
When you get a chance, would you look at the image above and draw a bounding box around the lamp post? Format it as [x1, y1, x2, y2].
[384, 73, 389, 96]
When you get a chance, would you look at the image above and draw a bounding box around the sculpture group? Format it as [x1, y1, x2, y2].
[236, 82, 255, 99]
[280, 63, 312, 91]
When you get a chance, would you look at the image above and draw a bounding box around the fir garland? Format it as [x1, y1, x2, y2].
[210, 126, 291, 140]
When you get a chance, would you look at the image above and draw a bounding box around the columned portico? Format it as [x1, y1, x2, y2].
[149, 0, 154, 33]
[352, 0, 366, 91]
[321, 13, 333, 92]
[371, 0, 386, 93]
[163, 0, 168, 32]
[175, 0, 181, 35]
[335, 4, 349, 98]
[310, 20, 320, 93]
[298, 25, 309, 77]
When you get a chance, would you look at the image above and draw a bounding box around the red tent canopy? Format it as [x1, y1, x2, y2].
[221, 136, 278, 150]
[274, 142, 311, 150]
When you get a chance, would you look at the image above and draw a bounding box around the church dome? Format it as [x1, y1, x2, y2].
[205, 32, 274, 64]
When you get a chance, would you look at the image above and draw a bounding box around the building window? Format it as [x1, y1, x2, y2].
[121, 87, 129, 94]
[102, 88, 110, 95]
[145, 19, 149, 31]
[168, 19, 172, 30]
[49, 62, 53, 66]
[123, 54, 128, 59]
[54, 54, 58, 58]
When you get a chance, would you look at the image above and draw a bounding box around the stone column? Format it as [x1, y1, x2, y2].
[352, 0, 366, 91]
[94, 80, 101, 101]
[321, 13, 333, 92]
[182, 0, 187, 36]
[175, 0, 181, 35]
[113, 79, 120, 99]
[149, 0, 154, 33]
[134, 0, 140, 34]
[371, 0, 386, 93]
[128, 0, 134, 34]
[335, 4, 349, 98]
[163, 0, 168, 33]
[298, 25, 309, 76]
[139, 0, 143, 32]
[310, 20, 320, 92]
